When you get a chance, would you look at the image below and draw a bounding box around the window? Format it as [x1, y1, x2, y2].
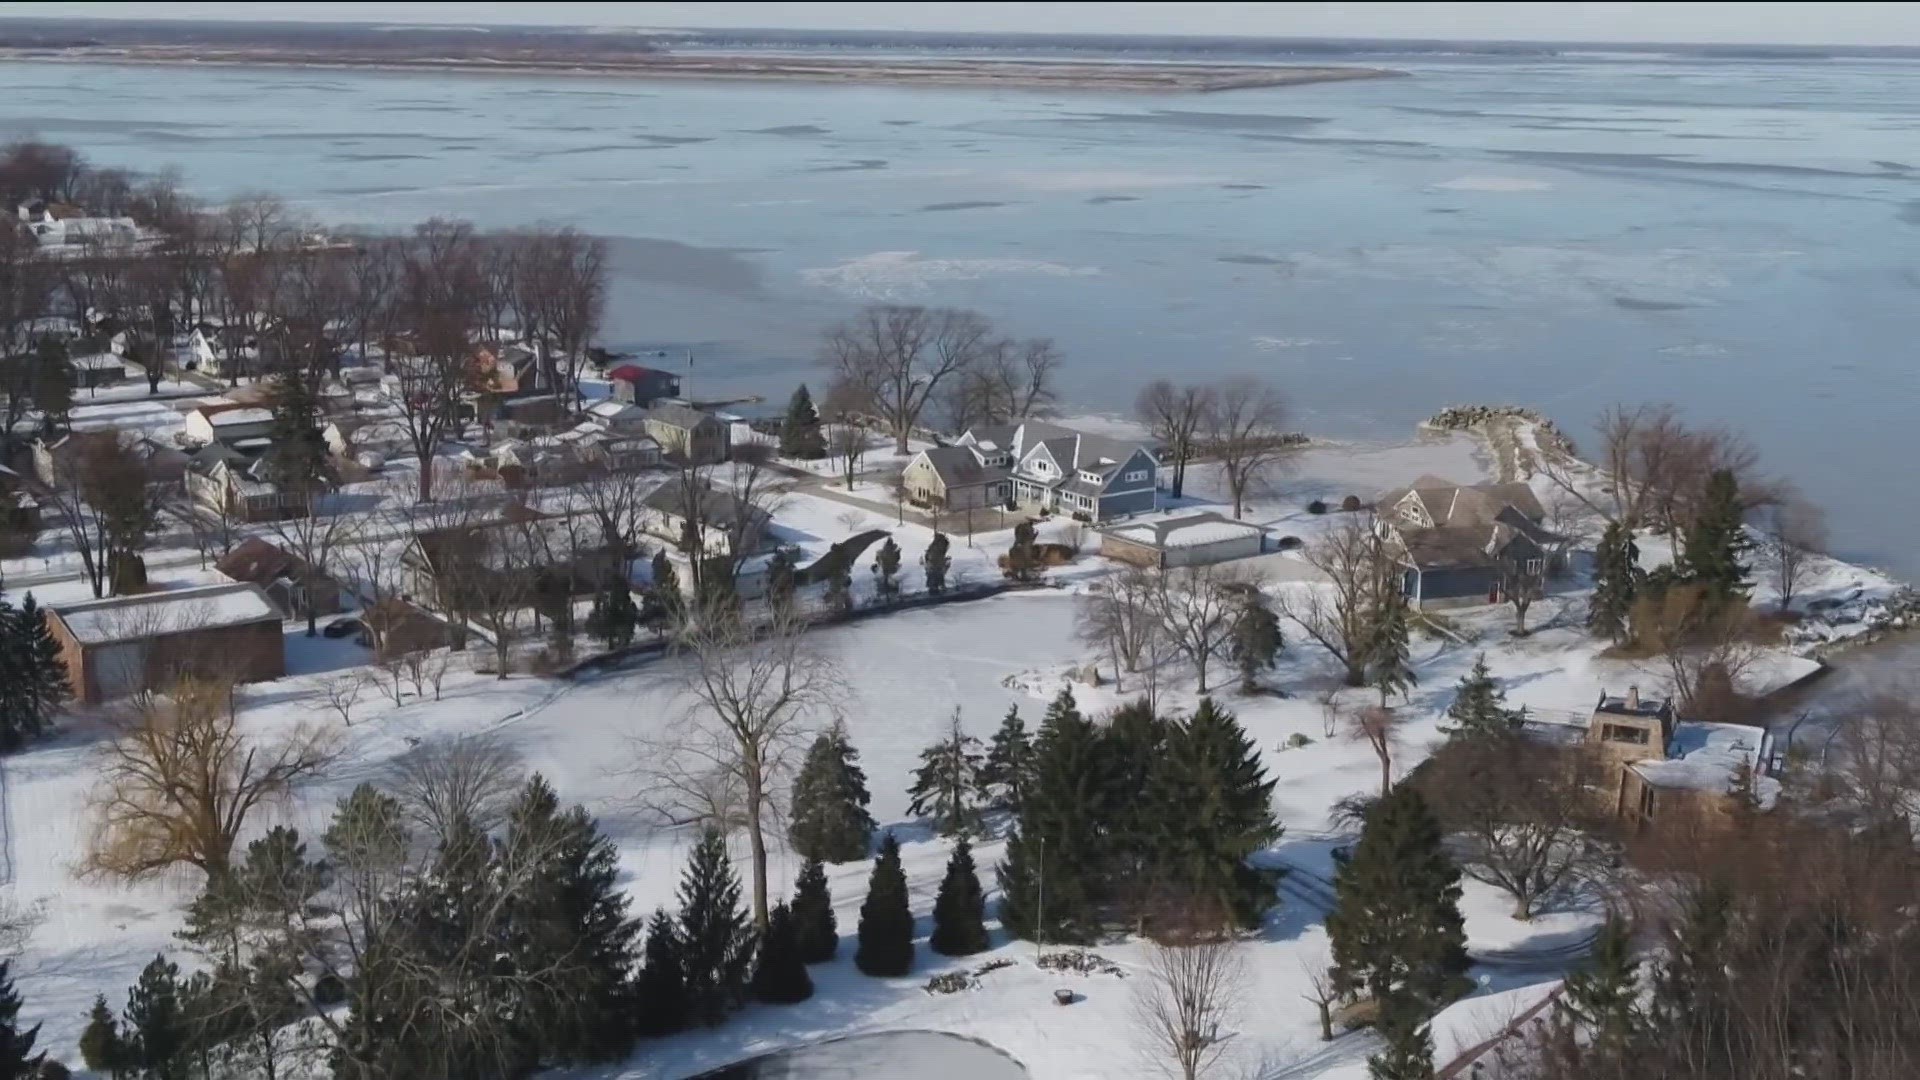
[1125, 469, 1147, 483]
[1526, 557, 1546, 575]
[1601, 723, 1650, 746]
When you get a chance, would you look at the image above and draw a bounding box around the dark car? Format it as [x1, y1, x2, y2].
[322, 616, 364, 639]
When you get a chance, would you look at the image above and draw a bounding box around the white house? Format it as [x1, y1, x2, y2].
[583, 399, 650, 434]
[176, 328, 218, 372]
[183, 404, 275, 447]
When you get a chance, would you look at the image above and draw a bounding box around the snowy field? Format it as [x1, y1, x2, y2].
[0, 422, 1900, 1078]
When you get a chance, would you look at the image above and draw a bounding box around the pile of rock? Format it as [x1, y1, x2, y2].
[1424, 404, 1577, 457]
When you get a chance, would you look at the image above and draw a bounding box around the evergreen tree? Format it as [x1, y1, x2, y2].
[675, 829, 756, 1025]
[263, 368, 334, 498]
[788, 724, 875, 863]
[1102, 699, 1166, 915]
[922, 531, 951, 595]
[779, 384, 827, 460]
[634, 909, 687, 1038]
[906, 709, 986, 837]
[997, 689, 1109, 942]
[78, 994, 128, 1079]
[648, 550, 682, 630]
[1365, 594, 1415, 707]
[823, 566, 852, 616]
[1442, 656, 1521, 741]
[499, 775, 643, 1063]
[854, 834, 914, 977]
[929, 836, 989, 957]
[1230, 596, 1283, 693]
[1327, 786, 1471, 1010]
[1003, 520, 1043, 583]
[981, 706, 1033, 813]
[765, 547, 797, 612]
[1650, 880, 1734, 1049]
[1587, 522, 1640, 643]
[790, 858, 839, 964]
[584, 582, 640, 650]
[30, 338, 72, 437]
[871, 537, 902, 600]
[1681, 469, 1751, 603]
[1147, 698, 1283, 928]
[1559, 915, 1642, 1051]
[7, 594, 67, 750]
[1368, 996, 1436, 1080]
[124, 954, 190, 1080]
[0, 961, 40, 1079]
[749, 902, 814, 1005]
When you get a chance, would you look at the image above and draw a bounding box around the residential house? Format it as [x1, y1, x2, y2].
[640, 480, 772, 558]
[359, 597, 452, 660]
[183, 402, 275, 447]
[175, 327, 218, 372]
[642, 402, 729, 465]
[322, 417, 413, 462]
[402, 507, 619, 619]
[901, 444, 1011, 513]
[215, 536, 346, 622]
[1374, 475, 1557, 610]
[583, 398, 650, 434]
[606, 363, 682, 406]
[1583, 686, 1776, 834]
[954, 420, 1158, 523]
[1098, 511, 1267, 568]
[185, 444, 306, 523]
[43, 583, 286, 704]
[67, 352, 125, 389]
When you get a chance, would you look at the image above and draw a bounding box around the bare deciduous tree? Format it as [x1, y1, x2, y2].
[823, 304, 999, 453]
[1135, 381, 1215, 501]
[1501, 557, 1549, 636]
[1200, 377, 1291, 520]
[85, 674, 339, 880]
[1077, 565, 1165, 694]
[1754, 493, 1826, 612]
[1631, 583, 1763, 721]
[1419, 740, 1605, 920]
[1276, 517, 1392, 687]
[316, 672, 368, 728]
[1347, 705, 1400, 798]
[632, 604, 842, 928]
[1150, 563, 1249, 695]
[1133, 918, 1247, 1080]
[1300, 954, 1340, 1043]
[388, 733, 526, 846]
[394, 219, 486, 502]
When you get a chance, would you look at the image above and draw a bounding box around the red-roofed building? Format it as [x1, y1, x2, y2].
[606, 364, 682, 406]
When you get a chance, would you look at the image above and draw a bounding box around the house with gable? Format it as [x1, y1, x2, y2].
[954, 420, 1157, 523]
[1374, 475, 1559, 609]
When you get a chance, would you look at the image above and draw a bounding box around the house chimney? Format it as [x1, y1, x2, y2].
[1625, 685, 1640, 711]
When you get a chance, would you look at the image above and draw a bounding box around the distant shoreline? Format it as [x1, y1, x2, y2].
[0, 49, 1405, 92]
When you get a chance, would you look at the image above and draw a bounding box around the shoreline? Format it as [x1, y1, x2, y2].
[0, 49, 1405, 92]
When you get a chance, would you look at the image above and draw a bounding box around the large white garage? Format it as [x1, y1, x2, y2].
[1097, 511, 1267, 568]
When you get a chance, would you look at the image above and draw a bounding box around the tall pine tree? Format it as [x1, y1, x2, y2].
[1327, 786, 1470, 1010]
[1558, 914, 1642, 1051]
[922, 532, 951, 595]
[14, 594, 66, 745]
[1103, 699, 1167, 920]
[123, 954, 190, 1080]
[998, 689, 1110, 942]
[78, 994, 127, 1078]
[584, 582, 640, 650]
[1681, 469, 1751, 603]
[675, 829, 755, 1025]
[750, 902, 815, 1004]
[1366, 594, 1416, 707]
[788, 724, 875, 863]
[1368, 996, 1436, 1080]
[779, 384, 827, 460]
[854, 833, 914, 977]
[929, 836, 989, 957]
[1442, 655, 1521, 742]
[263, 368, 334, 499]
[634, 909, 687, 1038]
[872, 537, 902, 600]
[982, 706, 1033, 813]
[0, 960, 40, 1079]
[1147, 698, 1282, 928]
[790, 858, 839, 964]
[766, 547, 797, 612]
[648, 550, 682, 631]
[907, 709, 986, 837]
[1587, 522, 1640, 643]
[1230, 597, 1283, 693]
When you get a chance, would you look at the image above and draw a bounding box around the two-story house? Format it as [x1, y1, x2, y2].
[954, 420, 1158, 523]
[643, 402, 730, 465]
[1374, 475, 1558, 609]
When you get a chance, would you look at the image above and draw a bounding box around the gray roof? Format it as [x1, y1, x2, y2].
[918, 445, 1006, 489]
[1380, 476, 1557, 571]
[1394, 522, 1544, 571]
[642, 481, 772, 530]
[644, 403, 720, 432]
[1100, 511, 1263, 550]
[1379, 476, 1546, 529]
[960, 420, 1152, 483]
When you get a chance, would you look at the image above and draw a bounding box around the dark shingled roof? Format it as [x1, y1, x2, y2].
[917, 445, 1006, 489]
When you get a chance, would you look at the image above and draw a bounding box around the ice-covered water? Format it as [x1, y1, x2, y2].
[4, 54, 1918, 570]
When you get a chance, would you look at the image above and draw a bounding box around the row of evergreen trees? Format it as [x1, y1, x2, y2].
[1588, 467, 1752, 643]
[0, 593, 69, 753]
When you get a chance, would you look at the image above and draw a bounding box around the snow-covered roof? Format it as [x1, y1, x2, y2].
[52, 583, 282, 645]
[1631, 720, 1779, 808]
[67, 353, 123, 370]
[1102, 511, 1264, 550]
[207, 407, 273, 426]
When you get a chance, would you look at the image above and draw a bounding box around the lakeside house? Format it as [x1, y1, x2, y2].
[1098, 511, 1267, 568]
[901, 444, 1011, 513]
[642, 402, 729, 465]
[1375, 475, 1556, 609]
[44, 583, 286, 704]
[951, 420, 1158, 523]
[606, 363, 682, 406]
[1581, 687, 1776, 833]
[639, 480, 772, 558]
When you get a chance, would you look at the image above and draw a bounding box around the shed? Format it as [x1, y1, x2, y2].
[1098, 511, 1266, 568]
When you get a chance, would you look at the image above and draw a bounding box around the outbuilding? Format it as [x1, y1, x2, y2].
[1097, 511, 1266, 568]
[44, 582, 286, 704]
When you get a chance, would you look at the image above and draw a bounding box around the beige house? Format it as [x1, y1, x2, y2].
[1584, 687, 1776, 834]
[642, 403, 729, 465]
[901, 445, 1010, 512]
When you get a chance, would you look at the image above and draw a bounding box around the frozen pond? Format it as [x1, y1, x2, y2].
[691, 1030, 1028, 1079]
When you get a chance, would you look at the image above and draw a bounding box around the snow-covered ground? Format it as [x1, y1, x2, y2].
[0, 421, 1898, 1078]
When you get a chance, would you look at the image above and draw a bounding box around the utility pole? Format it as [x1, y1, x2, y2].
[1036, 834, 1046, 961]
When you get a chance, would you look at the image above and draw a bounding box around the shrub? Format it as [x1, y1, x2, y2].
[1307, 500, 1329, 515]
[1341, 494, 1364, 512]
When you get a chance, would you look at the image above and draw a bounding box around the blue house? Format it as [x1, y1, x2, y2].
[955, 420, 1158, 523]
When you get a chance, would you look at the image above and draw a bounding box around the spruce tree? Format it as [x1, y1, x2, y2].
[1148, 698, 1282, 928]
[1368, 997, 1436, 1080]
[78, 994, 127, 1078]
[0, 961, 40, 1078]
[1230, 597, 1283, 693]
[872, 537, 902, 600]
[1004, 520, 1043, 583]
[750, 902, 815, 1005]
[1559, 914, 1642, 1051]
[779, 384, 827, 460]
[1103, 699, 1166, 913]
[929, 836, 989, 957]
[31, 338, 72, 436]
[907, 709, 986, 837]
[263, 368, 334, 498]
[1366, 594, 1415, 707]
[766, 547, 797, 612]
[790, 858, 839, 964]
[982, 706, 1033, 813]
[823, 566, 852, 615]
[997, 689, 1109, 942]
[0, 599, 32, 754]
[922, 532, 951, 595]
[500, 775, 643, 1063]
[1681, 469, 1751, 603]
[12, 594, 66, 747]
[1587, 522, 1640, 643]
[854, 833, 915, 977]
[788, 724, 875, 863]
[634, 908, 687, 1038]
[675, 828, 755, 1025]
[584, 582, 640, 650]
[1327, 786, 1470, 1010]
[1442, 656, 1521, 742]
[648, 550, 682, 630]
[1650, 880, 1734, 1044]
[124, 954, 189, 1080]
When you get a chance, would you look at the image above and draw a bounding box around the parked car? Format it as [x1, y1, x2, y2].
[322, 616, 364, 639]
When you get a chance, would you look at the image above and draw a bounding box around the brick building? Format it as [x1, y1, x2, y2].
[44, 583, 286, 704]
